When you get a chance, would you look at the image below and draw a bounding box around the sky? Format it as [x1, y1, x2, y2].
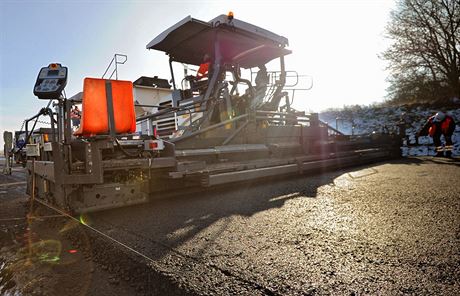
[0, 0, 396, 148]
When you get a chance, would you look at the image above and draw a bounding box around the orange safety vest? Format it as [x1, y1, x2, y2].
[428, 116, 453, 136]
[196, 62, 209, 79]
[441, 117, 453, 134]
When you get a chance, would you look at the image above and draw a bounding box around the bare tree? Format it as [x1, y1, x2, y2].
[383, 0, 460, 103]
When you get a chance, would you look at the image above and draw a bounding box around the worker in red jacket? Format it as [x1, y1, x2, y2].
[196, 53, 211, 80]
[185, 54, 211, 94]
[418, 112, 456, 157]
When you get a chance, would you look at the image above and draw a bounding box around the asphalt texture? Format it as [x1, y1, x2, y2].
[2, 157, 460, 295]
[89, 157, 460, 295]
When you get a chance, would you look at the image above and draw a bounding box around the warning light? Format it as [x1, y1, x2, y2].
[50, 63, 57, 69]
[68, 249, 78, 254]
[228, 11, 234, 21]
[144, 139, 164, 151]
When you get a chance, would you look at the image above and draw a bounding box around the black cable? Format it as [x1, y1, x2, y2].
[114, 138, 141, 158]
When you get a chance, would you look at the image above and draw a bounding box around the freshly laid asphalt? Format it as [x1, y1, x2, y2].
[89, 157, 460, 295]
[1, 157, 459, 295]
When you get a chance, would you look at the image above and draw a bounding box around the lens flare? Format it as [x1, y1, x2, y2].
[39, 254, 60, 262]
[79, 214, 87, 225]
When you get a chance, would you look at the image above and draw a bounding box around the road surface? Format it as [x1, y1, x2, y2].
[1, 157, 459, 295]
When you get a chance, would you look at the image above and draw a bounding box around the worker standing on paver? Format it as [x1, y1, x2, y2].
[196, 54, 211, 80]
[70, 105, 81, 129]
[185, 54, 212, 94]
[251, 64, 269, 109]
[418, 111, 456, 157]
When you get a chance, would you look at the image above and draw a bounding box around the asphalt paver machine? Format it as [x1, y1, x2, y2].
[25, 14, 400, 213]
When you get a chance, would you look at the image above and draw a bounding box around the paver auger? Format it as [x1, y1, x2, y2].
[24, 13, 400, 213]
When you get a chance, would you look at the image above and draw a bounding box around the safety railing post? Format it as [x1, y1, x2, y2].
[102, 54, 128, 80]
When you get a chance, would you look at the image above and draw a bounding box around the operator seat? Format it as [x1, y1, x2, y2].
[185, 75, 208, 95]
[74, 78, 136, 136]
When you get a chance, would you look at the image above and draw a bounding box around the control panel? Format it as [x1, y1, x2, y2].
[34, 63, 68, 99]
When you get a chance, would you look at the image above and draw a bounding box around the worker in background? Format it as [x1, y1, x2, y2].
[70, 105, 81, 129]
[418, 111, 456, 157]
[3, 131, 13, 175]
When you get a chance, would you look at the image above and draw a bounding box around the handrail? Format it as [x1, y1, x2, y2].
[102, 54, 128, 80]
[171, 114, 248, 143]
[269, 70, 299, 87]
[319, 119, 344, 136]
[280, 74, 313, 106]
[249, 70, 313, 106]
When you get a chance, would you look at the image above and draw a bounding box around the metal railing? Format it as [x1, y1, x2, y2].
[102, 54, 128, 80]
[250, 70, 313, 106]
[319, 119, 344, 136]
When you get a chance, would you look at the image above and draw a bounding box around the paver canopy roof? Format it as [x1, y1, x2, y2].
[146, 15, 291, 68]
